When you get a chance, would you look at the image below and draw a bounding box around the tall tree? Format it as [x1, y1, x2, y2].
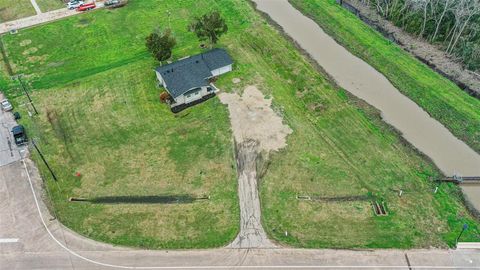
[189, 11, 228, 46]
[145, 28, 176, 63]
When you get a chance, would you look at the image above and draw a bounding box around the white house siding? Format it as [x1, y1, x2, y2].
[174, 95, 185, 105]
[174, 86, 213, 105]
[211, 64, 232, 77]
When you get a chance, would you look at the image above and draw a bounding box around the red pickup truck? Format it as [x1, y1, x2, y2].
[77, 2, 96, 11]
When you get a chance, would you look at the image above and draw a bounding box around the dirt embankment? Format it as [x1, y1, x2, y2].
[220, 85, 292, 248]
[340, 0, 480, 98]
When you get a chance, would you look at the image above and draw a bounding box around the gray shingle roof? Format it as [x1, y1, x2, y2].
[155, 48, 233, 98]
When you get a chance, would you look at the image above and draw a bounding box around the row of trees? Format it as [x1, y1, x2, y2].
[363, 0, 480, 71]
[145, 11, 228, 63]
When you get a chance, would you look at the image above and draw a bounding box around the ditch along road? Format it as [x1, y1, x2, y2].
[0, 94, 480, 270]
[252, 0, 480, 211]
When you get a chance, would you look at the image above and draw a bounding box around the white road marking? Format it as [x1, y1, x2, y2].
[0, 238, 19, 243]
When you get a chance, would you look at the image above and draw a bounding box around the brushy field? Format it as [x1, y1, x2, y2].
[1, 0, 479, 248]
[290, 0, 480, 154]
[0, 0, 35, 22]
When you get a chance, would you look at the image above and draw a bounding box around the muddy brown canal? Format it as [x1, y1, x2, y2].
[253, 0, 480, 210]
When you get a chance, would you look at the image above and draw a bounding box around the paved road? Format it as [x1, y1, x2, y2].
[0, 2, 105, 34]
[0, 94, 22, 167]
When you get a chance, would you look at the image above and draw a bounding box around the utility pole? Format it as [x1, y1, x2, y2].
[17, 75, 38, 115]
[32, 140, 57, 181]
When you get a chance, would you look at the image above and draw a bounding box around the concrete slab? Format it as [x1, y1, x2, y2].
[457, 242, 480, 249]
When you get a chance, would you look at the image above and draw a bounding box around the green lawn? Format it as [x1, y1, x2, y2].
[0, 0, 35, 22]
[36, 0, 64, 12]
[22, 61, 239, 249]
[1, 0, 479, 248]
[290, 0, 480, 154]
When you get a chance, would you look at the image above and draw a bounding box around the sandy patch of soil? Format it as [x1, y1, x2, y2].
[19, 39, 32, 46]
[26, 55, 47, 64]
[22, 47, 38, 55]
[218, 85, 292, 152]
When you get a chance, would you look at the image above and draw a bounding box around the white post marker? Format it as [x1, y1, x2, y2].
[0, 238, 19, 243]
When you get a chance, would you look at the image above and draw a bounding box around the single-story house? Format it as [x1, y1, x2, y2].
[155, 48, 233, 113]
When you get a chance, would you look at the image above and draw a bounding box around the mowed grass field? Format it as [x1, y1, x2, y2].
[24, 62, 239, 248]
[1, 0, 479, 248]
[0, 0, 35, 22]
[290, 0, 480, 154]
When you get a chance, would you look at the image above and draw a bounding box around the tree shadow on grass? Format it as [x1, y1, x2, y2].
[88, 195, 199, 204]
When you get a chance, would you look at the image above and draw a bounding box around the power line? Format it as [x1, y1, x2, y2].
[17, 75, 39, 115]
[31, 140, 57, 181]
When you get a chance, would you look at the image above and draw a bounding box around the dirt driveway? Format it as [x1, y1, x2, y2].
[219, 85, 292, 248]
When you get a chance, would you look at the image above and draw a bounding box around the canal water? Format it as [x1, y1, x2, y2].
[252, 0, 480, 210]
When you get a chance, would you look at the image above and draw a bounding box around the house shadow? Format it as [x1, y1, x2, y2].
[88, 195, 199, 204]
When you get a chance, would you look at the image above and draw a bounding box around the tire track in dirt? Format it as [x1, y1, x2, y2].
[219, 85, 292, 248]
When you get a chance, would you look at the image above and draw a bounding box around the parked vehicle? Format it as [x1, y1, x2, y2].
[12, 125, 27, 145]
[104, 0, 120, 6]
[67, 0, 84, 10]
[105, 0, 127, 9]
[1, 99, 13, 111]
[77, 2, 96, 11]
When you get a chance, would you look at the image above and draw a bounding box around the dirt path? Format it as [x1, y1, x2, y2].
[219, 86, 292, 248]
[227, 140, 273, 248]
[30, 0, 42, 15]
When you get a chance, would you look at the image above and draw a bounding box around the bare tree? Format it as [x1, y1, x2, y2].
[431, 0, 454, 41]
[446, 0, 480, 54]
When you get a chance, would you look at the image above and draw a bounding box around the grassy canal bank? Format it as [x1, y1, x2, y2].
[290, 0, 480, 155]
[0, 0, 478, 248]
